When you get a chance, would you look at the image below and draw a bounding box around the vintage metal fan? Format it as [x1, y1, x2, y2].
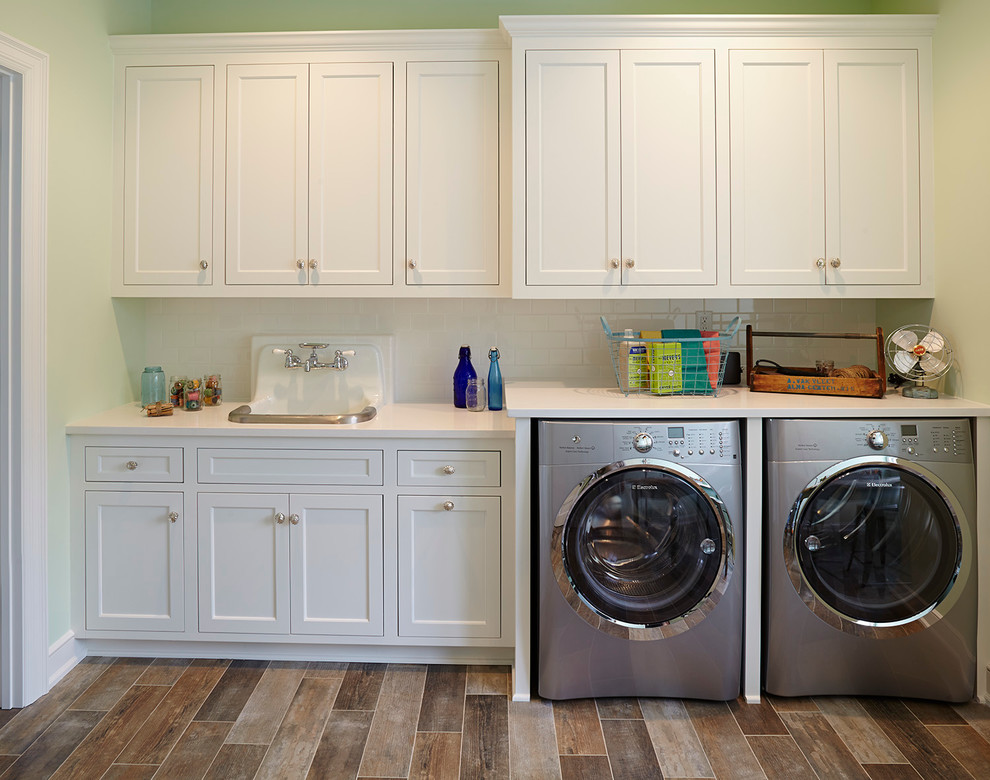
[884, 324, 953, 398]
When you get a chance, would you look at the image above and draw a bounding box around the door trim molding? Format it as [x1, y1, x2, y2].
[0, 29, 49, 709]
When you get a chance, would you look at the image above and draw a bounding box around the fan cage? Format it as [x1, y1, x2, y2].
[884, 325, 953, 384]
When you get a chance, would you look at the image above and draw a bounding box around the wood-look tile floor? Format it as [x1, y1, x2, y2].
[1, 658, 990, 779]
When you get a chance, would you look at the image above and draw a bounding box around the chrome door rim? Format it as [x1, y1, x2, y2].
[784, 455, 969, 637]
[552, 458, 734, 641]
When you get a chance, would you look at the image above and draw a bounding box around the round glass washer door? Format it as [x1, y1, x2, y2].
[553, 459, 733, 638]
[786, 457, 967, 636]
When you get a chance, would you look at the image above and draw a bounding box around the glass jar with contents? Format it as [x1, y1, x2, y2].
[203, 374, 222, 406]
[183, 378, 203, 411]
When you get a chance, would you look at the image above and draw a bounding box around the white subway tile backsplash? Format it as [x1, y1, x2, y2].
[144, 297, 877, 402]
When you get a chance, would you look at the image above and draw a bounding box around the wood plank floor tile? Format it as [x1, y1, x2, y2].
[101, 764, 158, 779]
[0, 756, 16, 775]
[49, 685, 169, 780]
[418, 665, 467, 733]
[0, 657, 116, 754]
[952, 701, 990, 741]
[358, 664, 428, 779]
[685, 699, 766, 780]
[640, 697, 714, 779]
[747, 734, 819, 780]
[814, 697, 908, 765]
[600, 717, 662, 780]
[927, 724, 990, 778]
[729, 697, 789, 736]
[465, 665, 510, 696]
[859, 698, 972, 780]
[902, 699, 968, 725]
[410, 732, 461, 780]
[203, 743, 268, 780]
[861, 765, 923, 779]
[255, 677, 339, 779]
[766, 694, 820, 713]
[596, 699, 642, 719]
[305, 661, 348, 679]
[0, 710, 20, 731]
[194, 659, 268, 722]
[553, 699, 607, 756]
[135, 658, 191, 687]
[780, 711, 870, 780]
[70, 657, 151, 711]
[115, 658, 229, 764]
[153, 720, 231, 779]
[559, 754, 613, 780]
[306, 710, 373, 780]
[460, 694, 509, 779]
[0, 709, 103, 780]
[508, 699, 560, 780]
[225, 661, 307, 745]
[334, 662, 387, 711]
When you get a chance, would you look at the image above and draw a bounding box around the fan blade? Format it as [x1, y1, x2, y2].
[892, 329, 920, 351]
[919, 352, 949, 375]
[893, 351, 920, 375]
[919, 330, 945, 354]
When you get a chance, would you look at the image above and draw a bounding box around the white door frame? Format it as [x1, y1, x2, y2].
[0, 30, 48, 709]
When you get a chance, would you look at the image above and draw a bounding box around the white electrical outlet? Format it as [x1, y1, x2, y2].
[696, 310, 713, 331]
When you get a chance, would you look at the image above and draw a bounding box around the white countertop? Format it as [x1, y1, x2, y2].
[504, 381, 990, 418]
[66, 402, 516, 438]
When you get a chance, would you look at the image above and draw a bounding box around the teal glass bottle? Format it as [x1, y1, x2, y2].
[487, 347, 503, 411]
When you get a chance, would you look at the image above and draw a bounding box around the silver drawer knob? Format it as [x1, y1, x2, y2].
[624, 258, 635, 268]
[125, 461, 138, 471]
[200, 260, 209, 270]
[816, 258, 826, 269]
[308, 259, 317, 270]
[408, 259, 417, 269]
[296, 259, 305, 270]
[442, 465, 456, 475]
[830, 258, 841, 268]
[275, 512, 286, 525]
[168, 512, 178, 524]
[289, 513, 300, 525]
[442, 501, 455, 511]
[609, 258, 620, 269]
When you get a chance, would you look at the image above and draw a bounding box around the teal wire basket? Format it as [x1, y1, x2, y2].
[601, 315, 741, 397]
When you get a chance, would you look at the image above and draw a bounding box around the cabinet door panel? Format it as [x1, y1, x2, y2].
[621, 50, 716, 285]
[729, 50, 825, 285]
[406, 61, 499, 286]
[197, 493, 289, 633]
[226, 64, 308, 285]
[123, 66, 213, 286]
[526, 50, 620, 286]
[398, 495, 500, 638]
[825, 50, 920, 285]
[310, 63, 393, 286]
[85, 491, 183, 631]
[289, 495, 384, 636]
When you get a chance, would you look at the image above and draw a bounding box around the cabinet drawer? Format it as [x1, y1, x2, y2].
[85, 447, 184, 483]
[397, 450, 500, 487]
[198, 448, 383, 486]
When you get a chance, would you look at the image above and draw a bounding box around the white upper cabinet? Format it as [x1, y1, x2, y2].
[121, 65, 215, 286]
[406, 60, 500, 286]
[730, 49, 921, 287]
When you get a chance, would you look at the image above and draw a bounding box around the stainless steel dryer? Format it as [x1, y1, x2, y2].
[765, 418, 977, 702]
[537, 420, 743, 700]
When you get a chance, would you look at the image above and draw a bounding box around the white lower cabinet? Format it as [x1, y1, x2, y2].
[85, 491, 184, 631]
[197, 492, 384, 636]
[398, 495, 501, 638]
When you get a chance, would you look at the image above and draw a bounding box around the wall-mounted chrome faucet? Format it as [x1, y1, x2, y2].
[272, 343, 355, 372]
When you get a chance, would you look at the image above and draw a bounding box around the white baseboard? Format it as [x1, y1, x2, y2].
[48, 631, 85, 689]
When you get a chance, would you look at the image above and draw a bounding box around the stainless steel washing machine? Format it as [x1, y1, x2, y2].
[765, 418, 977, 702]
[537, 420, 743, 700]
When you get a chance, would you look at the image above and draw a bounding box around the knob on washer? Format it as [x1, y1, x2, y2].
[633, 433, 653, 453]
[866, 429, 889, 450]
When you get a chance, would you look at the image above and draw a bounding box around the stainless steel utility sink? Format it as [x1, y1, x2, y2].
[229, 334, 392, 425]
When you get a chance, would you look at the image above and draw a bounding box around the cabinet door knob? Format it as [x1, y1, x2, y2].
[200, 260, 209, 270]
[296, 259, 305, 270]
[308, 259, 317, 270]
[442, 465, 455, 475]
[289, 513, 300, 525]
[830, 257, 841, 268]
[125, 461, 138, 471]
[275, 512, 286, 524]
[408, 259, 417, 269]
[624, 258, 635, 269]
[816, 258, 826, 269]
[168, 511, 178, 524]
[609, 258, 620, 269]
[442, 501, 455, 511]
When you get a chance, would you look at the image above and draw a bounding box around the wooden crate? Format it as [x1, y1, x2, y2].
[746, 325, 887, 398]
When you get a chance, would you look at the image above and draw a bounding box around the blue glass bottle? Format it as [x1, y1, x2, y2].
[453, 345, 477, 408]
[487, 347, 503, 411]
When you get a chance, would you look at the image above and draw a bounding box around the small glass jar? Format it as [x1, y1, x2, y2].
[169, 376, 188, 408]
[203, 374, 223, 406]
[465, 378, 486, 412]
[183, 378, 203, 411]
[140, 366, 166, 407]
